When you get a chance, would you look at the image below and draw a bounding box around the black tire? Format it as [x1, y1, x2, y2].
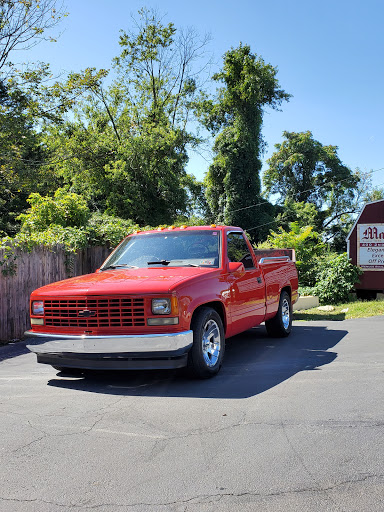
[187, 307, 225, 379]
[265, 291, 292, 338]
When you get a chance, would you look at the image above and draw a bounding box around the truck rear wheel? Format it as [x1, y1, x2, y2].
[265, 291, 292, 338]
[187, 307, 225, 379]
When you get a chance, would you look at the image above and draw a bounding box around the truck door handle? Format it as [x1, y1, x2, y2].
[257, 277, 262, 284]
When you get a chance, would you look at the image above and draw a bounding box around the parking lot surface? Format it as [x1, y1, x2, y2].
[0, 317, 383, 511]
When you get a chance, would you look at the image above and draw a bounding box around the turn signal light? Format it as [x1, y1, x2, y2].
[31, 318, 44, 326]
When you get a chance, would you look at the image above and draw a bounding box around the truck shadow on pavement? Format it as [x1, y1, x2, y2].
[0, 341, 29, 362]
[47, 323, 348, 399]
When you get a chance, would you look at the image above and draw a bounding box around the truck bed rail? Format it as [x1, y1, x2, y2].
[259, 256, 291, 264]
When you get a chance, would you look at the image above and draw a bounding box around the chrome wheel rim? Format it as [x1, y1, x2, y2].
[202, 319, 221, 367]
[282, 298, 290, 330]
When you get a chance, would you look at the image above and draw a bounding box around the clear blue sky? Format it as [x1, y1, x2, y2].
[16, 0, 384, 189]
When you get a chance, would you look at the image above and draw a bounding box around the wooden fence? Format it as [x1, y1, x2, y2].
[0, 246, 111, 342]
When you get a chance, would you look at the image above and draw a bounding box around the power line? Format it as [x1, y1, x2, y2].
[246, 179, 384, 233]
[227, 167, 384, 216]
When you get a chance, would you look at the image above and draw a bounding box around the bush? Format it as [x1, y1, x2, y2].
[313, 253, 363, 304]
[298, 286, 316, 296]
[18, 189, 91, 232]
[258, 222, 325, 286]
[86, 212, 140, 248]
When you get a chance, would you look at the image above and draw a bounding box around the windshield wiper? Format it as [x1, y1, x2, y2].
[146, 260, 203, 267]
[147, 260, 171, 266]
[101, 264, 138, 270]
[147, 260, 203, 267]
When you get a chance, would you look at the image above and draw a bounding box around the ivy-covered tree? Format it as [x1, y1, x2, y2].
[199, 44, 290, 241]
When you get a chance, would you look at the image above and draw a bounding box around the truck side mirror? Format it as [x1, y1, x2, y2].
[228, 261, 245, 273]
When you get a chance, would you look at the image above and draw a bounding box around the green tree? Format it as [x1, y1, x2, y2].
[0, 65, 108, 235]
[365, 187, 384, 202]
[0, 1, 66, 73]
[200, 44, 290, 241]
[114, 8, 209, 130]
[274, 199, 319, 231]
[263, 131, 359, 244]
[47, 9, 209, 225]
[361, 170, 384, 203]
[0, 81, 46, 235]
[0, 0, 65, 235]
[0, 1, 109, 235]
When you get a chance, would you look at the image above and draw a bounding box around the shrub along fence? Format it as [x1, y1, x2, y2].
[0, 245, 111, 342]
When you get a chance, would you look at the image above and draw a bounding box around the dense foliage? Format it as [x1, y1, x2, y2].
[263, 131, 362, 249]
[0, 1, 106, 236]
[258, 223, 363, 304]
[0, 6, 372, 304]
[18, 190, 91, 232]
[45, 9, 208, 225]
[312, 253, 363, 304]
[0, 190, 207, 275]
[258, 222, 325, 286]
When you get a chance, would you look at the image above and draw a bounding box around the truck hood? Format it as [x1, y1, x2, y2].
[32, 267, 220, 297]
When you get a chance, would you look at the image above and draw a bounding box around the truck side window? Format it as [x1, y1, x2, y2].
[227, 233, 255, 269]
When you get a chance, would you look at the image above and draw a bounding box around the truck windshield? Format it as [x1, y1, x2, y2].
[100, 230, 221, 270]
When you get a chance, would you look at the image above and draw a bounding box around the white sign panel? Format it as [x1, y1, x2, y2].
[357, 224, 384, 270]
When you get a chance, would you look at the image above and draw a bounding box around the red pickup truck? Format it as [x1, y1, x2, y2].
[25, 225, 298, 378]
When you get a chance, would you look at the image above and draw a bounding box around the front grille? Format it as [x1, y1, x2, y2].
[44, 297, 145, 328]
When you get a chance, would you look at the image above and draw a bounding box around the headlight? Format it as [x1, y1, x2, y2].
[32, 300, 44, 315]
[151, 298, 171, 315]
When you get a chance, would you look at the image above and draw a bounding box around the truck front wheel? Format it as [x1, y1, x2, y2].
[265, 291, 292, 338]
[187, 307, 225, 379]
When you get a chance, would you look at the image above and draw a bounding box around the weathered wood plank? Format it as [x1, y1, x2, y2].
[0, 246, 111, 341]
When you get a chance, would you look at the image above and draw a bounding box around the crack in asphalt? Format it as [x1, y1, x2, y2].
[5, 411, 384, 459]
[1, 403, 382, 429]
[0, 474, 382, 509]
[277, 377, 342, 511]
[281, 417, 342, 510]
[7, 397, 126, 455]
[141, 415, 384, 463]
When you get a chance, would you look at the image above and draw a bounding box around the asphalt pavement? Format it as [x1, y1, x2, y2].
[0, 317, 383, 511]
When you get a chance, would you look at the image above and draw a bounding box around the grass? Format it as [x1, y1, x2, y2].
[294, 297, 384, 321]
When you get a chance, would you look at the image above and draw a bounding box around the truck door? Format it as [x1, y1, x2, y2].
[226, 232, 266, 333]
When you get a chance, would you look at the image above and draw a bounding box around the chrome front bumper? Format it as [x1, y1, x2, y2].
[25, 330, 193, 370]
[25, 330, 193, 354]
